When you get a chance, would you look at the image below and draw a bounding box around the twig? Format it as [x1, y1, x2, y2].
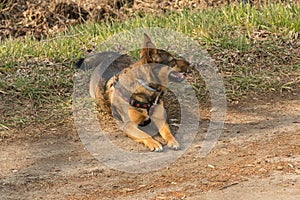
[218, 182, 239, 190]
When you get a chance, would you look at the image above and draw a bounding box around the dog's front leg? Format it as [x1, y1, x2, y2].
[123, 122, 163, 152]
[151, 102, 180, 150]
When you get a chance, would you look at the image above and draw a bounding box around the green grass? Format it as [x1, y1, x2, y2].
[1, 3, 299, 65]
[0, 2, 299, 128]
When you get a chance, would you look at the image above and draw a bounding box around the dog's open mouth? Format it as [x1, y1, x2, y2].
[168, 71, 185, 82]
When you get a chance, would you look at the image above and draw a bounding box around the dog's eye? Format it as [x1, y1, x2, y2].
[169, 59, 176, 67]
[162, 57, 176, 66]
[154, 55, 162, 63]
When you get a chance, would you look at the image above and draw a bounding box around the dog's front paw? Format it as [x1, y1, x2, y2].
[167, 139, 181, 150]
[145, 138, 163, 152]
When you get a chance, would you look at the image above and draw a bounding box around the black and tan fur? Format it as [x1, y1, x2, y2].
[77, 34, 190, 151]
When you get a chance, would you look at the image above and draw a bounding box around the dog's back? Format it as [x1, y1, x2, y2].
[76, 51, 134, 98]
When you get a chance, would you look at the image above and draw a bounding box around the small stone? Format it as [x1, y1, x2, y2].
[277, 166, 284, 170]
[208, 164, 215, 169]
[258, 168, 267, 173]
[123, 188, 134, 192]
[288, 163, 294, 168]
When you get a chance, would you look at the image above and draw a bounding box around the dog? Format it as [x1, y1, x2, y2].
[77, 33, 190, 151]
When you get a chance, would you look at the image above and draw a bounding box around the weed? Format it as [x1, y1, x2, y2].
[0, 2, 299, 128]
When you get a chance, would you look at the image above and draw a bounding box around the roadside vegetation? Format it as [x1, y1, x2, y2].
[1, 2, 299, 129]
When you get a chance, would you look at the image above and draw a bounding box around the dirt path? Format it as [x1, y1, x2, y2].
[1, 93, 299, 200]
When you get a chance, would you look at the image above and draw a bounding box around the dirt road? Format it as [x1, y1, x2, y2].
[1, 93, 299, 199]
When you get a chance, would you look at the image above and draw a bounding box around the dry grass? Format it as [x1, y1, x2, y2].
[0, 1, 299, 130]
[1, 0, 297, 39]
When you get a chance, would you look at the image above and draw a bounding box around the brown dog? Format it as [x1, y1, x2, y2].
[77, 34, 190, 151]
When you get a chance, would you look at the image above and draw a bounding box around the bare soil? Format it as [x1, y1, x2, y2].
[1, 91, 299, 199]
[1, 0, 299, 199]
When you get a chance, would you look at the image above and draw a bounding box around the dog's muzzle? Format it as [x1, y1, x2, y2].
[168, 71, 185, 82]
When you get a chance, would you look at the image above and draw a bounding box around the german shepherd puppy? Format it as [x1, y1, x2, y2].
[77, 34, 189, 151]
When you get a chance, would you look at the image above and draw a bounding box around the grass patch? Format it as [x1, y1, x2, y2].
[0, 2, 299, 128]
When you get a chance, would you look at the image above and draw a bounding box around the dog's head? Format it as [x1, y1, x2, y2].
[140, 33, 190, 73]
[149, 64, 185, 85]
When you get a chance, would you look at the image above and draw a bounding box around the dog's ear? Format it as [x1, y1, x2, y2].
[140, 33, 158, 61]
[143, 33, 156, 49]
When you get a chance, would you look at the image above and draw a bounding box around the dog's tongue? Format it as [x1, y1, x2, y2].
[168, 71, 185, 82]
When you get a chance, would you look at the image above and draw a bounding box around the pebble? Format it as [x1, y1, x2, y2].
[277, 166, 284, 170]
[258, 168, 267, 173]
[208, 164, 215, 169]
[288, 163, 294, 168]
